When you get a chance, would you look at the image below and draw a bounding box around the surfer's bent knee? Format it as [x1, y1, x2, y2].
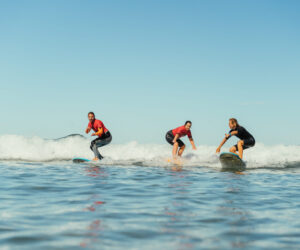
[230, 146, 236, 153]
[90, 139, 97, 150]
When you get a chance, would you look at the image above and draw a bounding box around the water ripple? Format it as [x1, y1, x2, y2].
[0, 163, 299, 249]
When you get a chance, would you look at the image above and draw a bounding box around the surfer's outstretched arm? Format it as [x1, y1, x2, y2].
[216, 130, 239, 152]
[230, 131, 238, 136]
[189, 138, 196, 150]
[216, 133, 231, 153]
[85, 127, 91, 134]
[216, 137, 227, 153]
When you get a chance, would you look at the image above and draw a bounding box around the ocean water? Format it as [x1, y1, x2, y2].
[0, 135, 300, 249]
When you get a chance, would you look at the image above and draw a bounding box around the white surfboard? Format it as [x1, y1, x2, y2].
[219, 152, 246, 171]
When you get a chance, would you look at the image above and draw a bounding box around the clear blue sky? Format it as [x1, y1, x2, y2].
[0, 0, 299, 145]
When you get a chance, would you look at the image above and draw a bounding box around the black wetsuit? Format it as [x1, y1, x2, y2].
[229, 126, 255, 150]
[90, 131, 112, 160]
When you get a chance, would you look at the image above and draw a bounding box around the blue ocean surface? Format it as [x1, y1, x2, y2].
[0, 162, 299, 250]
[0, 135, 299, 249]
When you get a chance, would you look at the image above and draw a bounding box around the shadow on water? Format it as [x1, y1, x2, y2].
[220, 161, 300, 173]
[220, 168, 246, 175]
[249, 161, 300, 171]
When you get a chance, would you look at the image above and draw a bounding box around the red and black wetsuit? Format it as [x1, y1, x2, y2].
[88, 119, 112, 159]
[165, 125, 192, 147]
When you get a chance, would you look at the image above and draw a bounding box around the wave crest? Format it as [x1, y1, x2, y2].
[0, 134, 300, 169]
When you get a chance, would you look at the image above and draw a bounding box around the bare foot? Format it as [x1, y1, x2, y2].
[92, 157, 99, 161]
[172, 157, 182, 165]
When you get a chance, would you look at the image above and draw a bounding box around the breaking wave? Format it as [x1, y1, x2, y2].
[0, 134, 300, 169]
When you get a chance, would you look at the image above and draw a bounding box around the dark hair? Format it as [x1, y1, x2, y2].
[88, 112, 95, 116]
[185, 120, 192, 125]
[229, 118, 240, 127]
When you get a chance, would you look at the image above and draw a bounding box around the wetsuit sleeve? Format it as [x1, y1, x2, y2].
[227, 129, 233, 139]
[88, 122, 92, 129]
[187, 131, 192, 138]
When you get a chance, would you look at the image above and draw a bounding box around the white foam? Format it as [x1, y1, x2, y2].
[0, 134, 299, 169]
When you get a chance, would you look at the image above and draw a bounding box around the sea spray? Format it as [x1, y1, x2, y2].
[0, 134, 299, 169]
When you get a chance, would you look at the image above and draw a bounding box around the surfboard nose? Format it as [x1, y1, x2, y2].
[219, 152, 246, 171]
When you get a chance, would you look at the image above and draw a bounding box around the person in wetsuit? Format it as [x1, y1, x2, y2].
[165, 121, 197, 159]
[216, 118, 255, 159]
[85, 112, 112, 161]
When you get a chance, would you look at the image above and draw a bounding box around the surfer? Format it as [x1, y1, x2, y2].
[85, 112, 112, 161]
[165, 121, 197, 159]
[216, 118, 255, 159]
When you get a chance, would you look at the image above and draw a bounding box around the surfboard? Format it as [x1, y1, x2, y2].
[72, 157, 91, 163]
[219, 152, 246, 171]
